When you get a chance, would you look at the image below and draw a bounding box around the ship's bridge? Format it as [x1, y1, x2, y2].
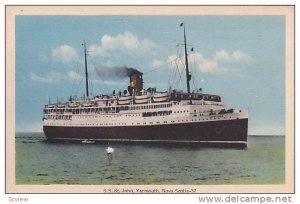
[170, 92, 221, 102]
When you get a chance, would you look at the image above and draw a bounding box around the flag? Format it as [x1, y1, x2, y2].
[180, 22, 184, 27]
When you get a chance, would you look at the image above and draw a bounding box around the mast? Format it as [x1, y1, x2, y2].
[181, 22, 191, 93]
[82, 42, 89, 97]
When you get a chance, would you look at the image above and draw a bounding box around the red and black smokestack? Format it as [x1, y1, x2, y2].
[128, 70, 143, 96]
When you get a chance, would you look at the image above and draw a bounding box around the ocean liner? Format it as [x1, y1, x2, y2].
[43, 24, 248, 147]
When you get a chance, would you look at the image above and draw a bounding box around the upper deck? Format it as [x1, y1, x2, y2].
[44, 91, 221, 110]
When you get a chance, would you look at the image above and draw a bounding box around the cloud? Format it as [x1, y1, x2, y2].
[213, 49, 251, 63]
[167, 54, 181, 64]
[67, 71, 83, 81]
[193, 52, 225, 74]
[31, 71, 84, 84]
[52, 44, 80, 64]
[30, 72, 63, 83]
[89, 31, 158, 57]
[164, 49, 251, 74]
[150, 59, 165, 69]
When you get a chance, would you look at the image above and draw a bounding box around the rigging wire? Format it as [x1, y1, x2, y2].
[74, 76, 84, 99]
[69, 65, 77, 96]
[168, 47, 182, 90]
[189, 54, 197, 91]
[191, 50, 202, 91]
[143, 65, 164, 75]
[68, 56, 86, 99]
[170, 57, 180, 90]
[88, 63, 95, 97]
[171, 57, 185, 91]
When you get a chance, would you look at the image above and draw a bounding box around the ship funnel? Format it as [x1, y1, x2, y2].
[129, 71, 143, 95]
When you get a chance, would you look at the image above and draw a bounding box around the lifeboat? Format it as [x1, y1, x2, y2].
[135, 93, 150, 104]
[118, 96, 132, 105]
[57, 104, 66, 108]
[152, 92, 170, 102]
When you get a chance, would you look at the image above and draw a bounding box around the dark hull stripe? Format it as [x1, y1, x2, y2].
[43, 119, 248, 146]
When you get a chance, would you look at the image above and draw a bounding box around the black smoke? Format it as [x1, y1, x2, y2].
[95, 65, 142, 79]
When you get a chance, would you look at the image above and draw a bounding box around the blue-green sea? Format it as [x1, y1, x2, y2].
[15, 133, 285, 185]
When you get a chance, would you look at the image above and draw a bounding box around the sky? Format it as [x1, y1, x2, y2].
[15, 15, 285, 135]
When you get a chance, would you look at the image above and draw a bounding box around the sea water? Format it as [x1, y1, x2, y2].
[15, 132, 285, 185]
